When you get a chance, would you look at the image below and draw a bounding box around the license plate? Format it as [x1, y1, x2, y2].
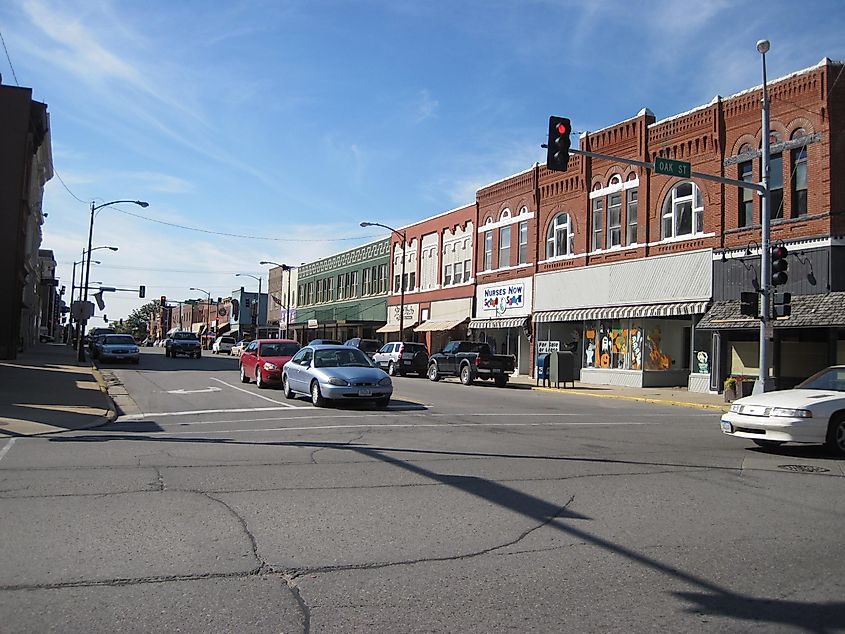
[358, 389, 372, 397]
[403, 360, 411, 365]
[492, 368, 501, 373]
[720, 420, 733, 433]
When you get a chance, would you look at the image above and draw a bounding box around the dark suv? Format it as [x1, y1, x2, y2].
[344, 338, 382, 359]
[372, 341, 429, 376]
[165, 331, 202, 358]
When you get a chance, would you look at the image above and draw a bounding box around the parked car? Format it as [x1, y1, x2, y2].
[282, 344, 392, 408]
[373, 341, 429, 377]
[344, 338, 382, 358]
[231, 340, 248, 357]
[427, 341, 515, 387]
[307, 338, 342, 346]
[239, 339, 302, 388]
[93, 334, 140, 364]
[165, 331, 202, 358]
[212, 336, 237, 355]
[720, 365, 845, 455]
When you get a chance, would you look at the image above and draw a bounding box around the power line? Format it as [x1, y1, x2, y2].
[0, 29, 19, 86]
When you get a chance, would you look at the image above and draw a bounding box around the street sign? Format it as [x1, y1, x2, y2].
[71, 300, 95, 320]
[654, 157, 691, 178]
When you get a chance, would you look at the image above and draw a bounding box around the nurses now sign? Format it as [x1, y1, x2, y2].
[482, 283, 524, 314]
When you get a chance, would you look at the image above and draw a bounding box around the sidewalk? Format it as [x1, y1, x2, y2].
[0, 342, 116, 437]
[508, 373, 730, 412]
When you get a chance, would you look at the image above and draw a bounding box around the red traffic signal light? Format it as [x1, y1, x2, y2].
[547, 116, 571, 172]
[771, 245, 789, 286]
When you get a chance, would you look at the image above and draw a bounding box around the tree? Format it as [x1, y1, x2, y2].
[114, 299, 161, 338]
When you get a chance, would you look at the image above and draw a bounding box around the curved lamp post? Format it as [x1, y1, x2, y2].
[361, 221, 407, 342]
[260, 261, 294, 338]
[78, 200, 147, 361]
[235, 273, 262, 338]
[190, 287, 211, 349]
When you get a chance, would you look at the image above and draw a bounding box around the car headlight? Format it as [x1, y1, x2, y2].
[378, 377, 392, 386]
[263, 362, 279, 371]
[328, 377, 349, 386]
[770, 407, 813, 418]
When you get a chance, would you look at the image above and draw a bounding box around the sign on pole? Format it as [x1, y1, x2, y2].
[654, 157, 691, 178]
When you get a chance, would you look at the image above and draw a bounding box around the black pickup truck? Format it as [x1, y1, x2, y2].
[427, 341, 515, 387]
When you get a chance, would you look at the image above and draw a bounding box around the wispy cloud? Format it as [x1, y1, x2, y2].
[414, 89, 439, 123]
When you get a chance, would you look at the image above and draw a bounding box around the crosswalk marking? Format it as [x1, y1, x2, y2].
[210, 377, 301, 407]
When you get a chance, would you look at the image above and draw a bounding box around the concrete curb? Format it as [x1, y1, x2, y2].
[90, 362, 119, 423]
[528, 385, 730, 412]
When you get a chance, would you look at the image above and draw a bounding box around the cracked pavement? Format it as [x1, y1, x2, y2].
[1, 349, 843, 633]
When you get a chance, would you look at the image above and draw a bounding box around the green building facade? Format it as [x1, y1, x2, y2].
[291, 238, 390, 343]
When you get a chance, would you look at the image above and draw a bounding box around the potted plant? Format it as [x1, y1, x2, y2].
[724, 376, 738, 402]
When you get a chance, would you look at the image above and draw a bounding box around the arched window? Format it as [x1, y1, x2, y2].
[791, 129, 808, 216]
[499, 208, 511, 221]
[661, 182, 704, 239]
[546, 213, 574, 259]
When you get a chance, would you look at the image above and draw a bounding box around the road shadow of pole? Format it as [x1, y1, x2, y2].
[46, 433, 844, 631]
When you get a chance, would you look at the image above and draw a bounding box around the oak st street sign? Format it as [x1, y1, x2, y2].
[654, 156, 691, 178]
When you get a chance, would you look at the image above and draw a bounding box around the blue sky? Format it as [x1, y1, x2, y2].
[2, 0, 844, 320]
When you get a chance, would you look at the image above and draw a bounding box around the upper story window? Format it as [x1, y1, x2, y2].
[483, 229, 493, 270]
[498, 225, 511, 268]
[791, 129, 808, 217]
[546, 212, 574, 259]
[738, 156, 754, 228]
[499, 208, 511, 221]
[765, 131, 784, 219]
[591, 198, 603, 251]
[661, 182, 704, 239]
[607, 193, 622, 249]
[626, 175, 638, 245]
[518, 221, 528, 264]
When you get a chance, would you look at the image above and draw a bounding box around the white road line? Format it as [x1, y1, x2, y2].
[120, 406, 303, 420]
[210, 377, 301, 407]
[0, 437, 16, 463]
[126, 420, 657, 436]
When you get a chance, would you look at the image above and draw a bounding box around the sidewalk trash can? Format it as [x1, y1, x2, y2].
[550, 351, 576, 388]
[536, 353, 550, 386]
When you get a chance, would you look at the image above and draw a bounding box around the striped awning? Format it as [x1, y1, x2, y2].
[534, 301, 709, 323]
[468, 316, 529, 330]
[414, 318, 468, 333]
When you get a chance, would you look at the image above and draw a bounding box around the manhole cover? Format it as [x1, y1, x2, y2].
[777, 464, 830, 473]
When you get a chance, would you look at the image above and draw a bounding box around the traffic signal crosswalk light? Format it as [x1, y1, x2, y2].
[739, 291, 759, 318]
[547, 116, 571, 172]
[773, 292, 792, 319]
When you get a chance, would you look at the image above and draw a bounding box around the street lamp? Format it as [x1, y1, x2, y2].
[754, 39, 773, 394]
[78, 200, 147, 361]
[189, 287, 211, 349]
[361, 221, 407, 342]
[235, 273, 262, 338]
[260, 261, 294, 339]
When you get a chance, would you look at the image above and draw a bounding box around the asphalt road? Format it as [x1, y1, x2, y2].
[1, 347, 843, 633]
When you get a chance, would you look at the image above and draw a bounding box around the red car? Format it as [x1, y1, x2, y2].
[239, 339, 301, 388]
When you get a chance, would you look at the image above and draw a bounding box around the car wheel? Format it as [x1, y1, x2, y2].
[494, 375, 508, 387]
[752, 439, 784, 448]
[388, 361, 397, 376]
[374, 397, 390, 408]
[825, 414, 845, 456]
[240, 364, 250, 383]
[427, 363, 440, 382]
[310, 381, 326, 407]
[256, 368, 265, 389]
[460, 365, 473, 386]
[283, 375, 295, 399]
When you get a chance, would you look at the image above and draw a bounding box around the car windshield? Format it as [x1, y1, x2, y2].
[314, 348, 374, 368]
[358, 340, 381, 353]
[796, 367, 845, 391]
[103, 335, 135, 345]
[173, 333, 197, 340]
[260, 342, 300, 357]
[220, 338, 236, 344]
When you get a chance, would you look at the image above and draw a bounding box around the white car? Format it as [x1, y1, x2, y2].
[230, 341, 248, 358]
[720, 366, 845, 455]
[212, 336, 236, 354]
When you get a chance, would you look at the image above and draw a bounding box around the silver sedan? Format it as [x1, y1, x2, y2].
[282, 345, 392, 408]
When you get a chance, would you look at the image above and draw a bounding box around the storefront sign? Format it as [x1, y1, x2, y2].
[307, 318, 318, 328]
[482, 282, 524, 314]
[386, 303, 419, 327]
[537, 340, 560, 354]
[695, 350, 710, 373]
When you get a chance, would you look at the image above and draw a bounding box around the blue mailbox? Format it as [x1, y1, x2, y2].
[536, 353, 550, 385]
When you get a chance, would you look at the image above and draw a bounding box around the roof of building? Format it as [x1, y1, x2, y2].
[698, 292, 845, 330]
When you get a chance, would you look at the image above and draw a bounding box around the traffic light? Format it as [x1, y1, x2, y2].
[739, 291, 759, 318]
[771, 245, 789, 286]
[139, 285, 146, 298]
[547, 116, 571, 172]
[773, 292, 792, 319]
[160, 295, 167, 306]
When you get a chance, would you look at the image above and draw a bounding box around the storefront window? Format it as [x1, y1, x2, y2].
[583, 320, 643, 370]
[645, 324, 672, 370]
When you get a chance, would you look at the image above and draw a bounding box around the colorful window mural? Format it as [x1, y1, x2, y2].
[583, 321, 643, 370]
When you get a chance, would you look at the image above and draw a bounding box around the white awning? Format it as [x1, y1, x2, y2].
[468, 316, 529, 330]
[534, 301, 710, 323]
[414, 318, 467, 333]
[376, 321, 418, 333]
